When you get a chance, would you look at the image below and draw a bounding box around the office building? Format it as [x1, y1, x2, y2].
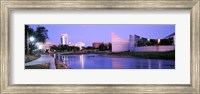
[61, 34, 68, 45]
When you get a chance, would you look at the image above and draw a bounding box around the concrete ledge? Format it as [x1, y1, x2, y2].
[135, 46, 175, 52]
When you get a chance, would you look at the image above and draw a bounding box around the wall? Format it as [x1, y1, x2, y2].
[134, 46, 175, 52]
[111, 33, 175, 52]
[111, 33, 129, 52]
[112, 42, 129, 52]
[129, 35, 135, 51]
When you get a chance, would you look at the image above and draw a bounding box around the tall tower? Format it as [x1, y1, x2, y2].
[129, 35, 135, 52]
[61, 34, 68, 45]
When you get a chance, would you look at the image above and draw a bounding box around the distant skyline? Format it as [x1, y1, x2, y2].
[29, 24, 175, 46]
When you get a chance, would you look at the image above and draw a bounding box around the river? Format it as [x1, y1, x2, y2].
[54, 54, 175, 69]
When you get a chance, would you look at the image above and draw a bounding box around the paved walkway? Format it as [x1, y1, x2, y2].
[25, 54, 56, 69]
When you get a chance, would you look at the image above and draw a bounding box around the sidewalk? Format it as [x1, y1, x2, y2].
[25, 54, 56, 69]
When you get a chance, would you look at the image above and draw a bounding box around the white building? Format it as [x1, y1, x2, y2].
[35, 41, 58, 50]
[74, 42, 85, 50]
[61, 34, 68, 45]
[68, 42, 75, 46]
[43, 41, 58, 50]
[111, 33, 129, 52]
[35, 42, 44, 50]
[111, 33, 175, 52]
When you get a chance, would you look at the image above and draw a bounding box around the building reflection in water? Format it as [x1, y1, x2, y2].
[53, 54, 55, 58]
[140, 60, 143, 69]
[111, 58, 135, 69]
[111, 57, 165, 69]
[148, 59, 151, 69]
[158, 60, 162, 69]
[80, 55, 84, 69]
[54, 54, 174, 69]
[62, 55, 66, 64]
[111, 59, 121, 69]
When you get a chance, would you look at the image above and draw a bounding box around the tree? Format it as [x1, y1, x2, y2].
[86, 46, 94, 50]
[69, 46, 80, 52]
[63, 45, 70, 52]
[146, 41, 151, 46]
[25, 25, 35, 54]
[25, 25, 49, 54]
[60, 45, 70, 52]
[99, 43, 107, 51]
[159, 38, 173, 45]
[108, 43, 112, 51]
[35, 26, 49, 43]
[57, 45, 62, 52]
[50, 45, 57, 52]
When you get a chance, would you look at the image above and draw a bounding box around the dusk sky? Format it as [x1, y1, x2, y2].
[29, 24, 175, 46]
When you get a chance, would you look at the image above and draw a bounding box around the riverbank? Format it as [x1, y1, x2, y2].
[55, 59, 68, 69]
[25, 55, 41, 63]
[25, 54, 56, 69]
[51, 50, 175, 60]
[49, 51, 110, 55]
[25, 63, 50, 69]
[108, 51, 175, 60]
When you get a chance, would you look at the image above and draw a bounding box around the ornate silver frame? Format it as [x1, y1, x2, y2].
[0, 0, 199, 93]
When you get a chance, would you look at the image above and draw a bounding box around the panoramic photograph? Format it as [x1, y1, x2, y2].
[25, 24, 175, 69]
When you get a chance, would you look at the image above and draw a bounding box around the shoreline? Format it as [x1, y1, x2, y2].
[103, 54, 174, 60]
[108, 51, 175, 60]
[50, 51, 175, 60]
[54, 59, 69, 69]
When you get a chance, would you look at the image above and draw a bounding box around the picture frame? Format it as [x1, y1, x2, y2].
[0, 0, 199, 93]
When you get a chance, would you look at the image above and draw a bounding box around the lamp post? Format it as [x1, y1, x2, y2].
[30, 36, 35, 42]
[27, 36, 35, 56]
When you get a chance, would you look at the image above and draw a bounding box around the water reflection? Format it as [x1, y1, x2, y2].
[80, 55, 84, 69]
[148, 59, 151, 69]
[54, 54, 175, 69]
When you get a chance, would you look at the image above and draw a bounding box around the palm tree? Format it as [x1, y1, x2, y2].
[25, 25, 34, 54]
[25, 25, 49, 54]
[35, 26, 49, 43]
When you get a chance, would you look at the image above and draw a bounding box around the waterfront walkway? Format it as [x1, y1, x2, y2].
[25, 54, 56, 69]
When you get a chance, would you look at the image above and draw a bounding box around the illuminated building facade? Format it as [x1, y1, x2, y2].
[74, 42, 85, 50]
[61, 34, 68, 45]
[111, 33, 175, 52]
[92, 42, 111, 49]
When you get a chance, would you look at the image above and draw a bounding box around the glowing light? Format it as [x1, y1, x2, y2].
[157, 39, 161, 44]
[29, 37, 35, 42]
[80, 55, 84, 69]
[38, 44, 43, 49]
[147, 39, 150, 41]
[158, 60, 162, 69]
[62, 55, 66, 64]
[54, 54, 56, 58]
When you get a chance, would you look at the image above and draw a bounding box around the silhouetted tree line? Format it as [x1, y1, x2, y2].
[82, 46, 94, 50]
[159, 38, 174, 45]
[98, 43, 112, 51]
[136, 37, 174, 47]
[25, 25, 49, 54]
[50, 45, 80, 52]
[65, 43, 112, 52]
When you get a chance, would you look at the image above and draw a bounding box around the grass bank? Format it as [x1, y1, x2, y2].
[25, 63, 50, 69]
[55, 59, 68, 69]
[58, 51, 109, 55]
[25, 55, 41, 63]
[109, 51, 175, 60]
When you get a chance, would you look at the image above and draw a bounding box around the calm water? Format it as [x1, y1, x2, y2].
[54, 54, 175, 69]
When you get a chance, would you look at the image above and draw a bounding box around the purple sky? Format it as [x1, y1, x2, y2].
[29, 24, 175, 46]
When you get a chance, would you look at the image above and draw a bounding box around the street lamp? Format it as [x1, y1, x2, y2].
[27, 36, 35, 56]
[30, 36, 35, 42]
